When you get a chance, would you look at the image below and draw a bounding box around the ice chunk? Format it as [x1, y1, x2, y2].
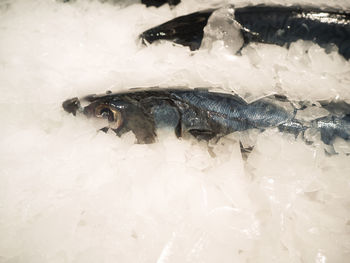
[333, 137, 350, 155]
[296, 106, 330, 122]
[201, 6, 244, 54]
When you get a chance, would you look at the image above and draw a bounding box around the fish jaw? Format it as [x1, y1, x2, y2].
[63, 93, 158, 144]
[62, 97, 82, 116]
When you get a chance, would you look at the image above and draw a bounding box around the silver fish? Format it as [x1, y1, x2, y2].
[62, 88, 350, 148]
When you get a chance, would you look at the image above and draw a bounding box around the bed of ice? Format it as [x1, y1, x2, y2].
[1, 0, 350, 262]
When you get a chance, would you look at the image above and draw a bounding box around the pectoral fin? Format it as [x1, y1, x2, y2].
[188, 129, 217, 141]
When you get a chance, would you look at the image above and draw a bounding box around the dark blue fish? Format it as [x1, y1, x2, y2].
[140, 5, 350, 59]
[60, 0, 180, 7]
[62, 88, 350, 147]
[141, 9, 214, 51]
[142, 0, 180, 7]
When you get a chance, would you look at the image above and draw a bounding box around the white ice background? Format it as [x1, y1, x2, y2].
[1, 0, 350, 262]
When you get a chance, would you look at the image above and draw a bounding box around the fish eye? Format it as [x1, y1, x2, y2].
[94, 104, 123, 129]
[96, 106, 114, 121]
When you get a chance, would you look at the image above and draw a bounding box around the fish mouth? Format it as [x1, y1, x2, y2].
[62, 97, 82, 116]
[62, 94, 101, 116]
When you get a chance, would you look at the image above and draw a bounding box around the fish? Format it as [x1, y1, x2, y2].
[59, 0, 180, 7]
[140, 9, 214, 51]
[62, 88, 350, 150]
[140, 5, 350, 59]
[141, 0, 180, 8]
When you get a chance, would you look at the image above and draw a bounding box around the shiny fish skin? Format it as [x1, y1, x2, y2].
[62, 88, 350, 146]
[140, 9, 215, 50]
[140, 5, 350, 59]
[141, 0, 180, 8]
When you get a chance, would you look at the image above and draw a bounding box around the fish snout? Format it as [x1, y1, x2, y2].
[139, 29, 157, 45]
[62, 97, 81, 116]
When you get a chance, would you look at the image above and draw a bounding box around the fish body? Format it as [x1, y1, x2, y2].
[140, 5, 350, 59]
[62, 88, 350, 146]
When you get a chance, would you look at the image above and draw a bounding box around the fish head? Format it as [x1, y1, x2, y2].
[139, 9, 215, 50]
[62, 92, 156, 143]
[81, 95, 125, 131]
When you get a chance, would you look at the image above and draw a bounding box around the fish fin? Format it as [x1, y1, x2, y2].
[188, 129, 217, 141]
[100, 127, 109, 133]
[174, 122, 182, 138]
[129, 116, 156, 144]
[235, 43, 246, 56]
[320, 127, 336, 145]
[239, 142, 254, 161]
[111, 123, 154, 143]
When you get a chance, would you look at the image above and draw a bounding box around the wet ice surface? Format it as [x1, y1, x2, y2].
[201, 6, 245, 54]
[1, 0, 350, 262]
